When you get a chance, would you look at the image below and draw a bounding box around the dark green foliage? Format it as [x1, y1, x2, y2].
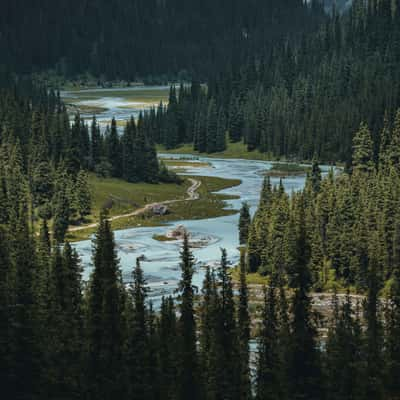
[86, 210, 125, 400]
[325, 292, 362, 400]
[237, 251, 251, 400]
[158, 296, 178, 400]
[199, 266, 219, 400]
[286, 197, 323, 400]
[256, 285, 282, 400]
[147, 0, 400, 163]
[74, 170, 91, 221]
[177, 233, 200, 400]
[126, 259, 151, 400]
[239, 202, 251, 245]
[0, 1, 321, 80]
[216, 249, 240, 400]
[47, 243, 83, 399]
[2, 2, 400, 399]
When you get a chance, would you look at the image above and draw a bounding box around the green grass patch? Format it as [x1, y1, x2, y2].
[89, 173, 189, 217]
[158, 140, 278, 161]
[66, 175, 241, 242]
[231, 266, 270, 285]
[265, 162, 312, 177]
[152, 234, 177, 242]
[163, 159, 212, 168]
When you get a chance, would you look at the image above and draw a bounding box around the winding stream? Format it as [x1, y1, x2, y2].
[64, 87, 330, 305]
[74, 154, 330, 305]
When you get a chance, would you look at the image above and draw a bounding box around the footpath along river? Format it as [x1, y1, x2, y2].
[73, 153, 331, 306]
[63, 86, 332, 305]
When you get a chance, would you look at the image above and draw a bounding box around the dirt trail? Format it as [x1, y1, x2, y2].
[68, 178, 201, 233]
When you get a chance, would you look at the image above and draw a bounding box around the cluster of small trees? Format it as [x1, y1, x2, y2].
[135, 84, 227, 153]
[87, 115, 178, 183]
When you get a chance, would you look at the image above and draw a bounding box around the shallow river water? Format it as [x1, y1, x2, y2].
[73, 154, 329, 306]
[63, 86, 330, 305]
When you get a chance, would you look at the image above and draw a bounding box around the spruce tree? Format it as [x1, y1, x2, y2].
[126, 258, 150, 400]
[86, 210, 125, 400]
[0, 226, 14, 395]
[74, 169, 91, 221]
[239, 202, 251, 245]
[286, 196, 323, 400]
[199, 266, 219, 400]
[256, 284, 282, 400]
[238, 251, 251, 400]
[158, 296, 178, 400]
[177, 233, 200, 400]
[325, 291, 362, 400]
[352, 122, 375, 174]
[216, 249, 239, 400]
[384, 236, 400, 398]
[106, 118, 122, 177]
[362, 251, 384, 400]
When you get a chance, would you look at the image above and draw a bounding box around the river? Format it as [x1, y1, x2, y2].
[73, 154, 330, 306]
[64, 87, 329, 306]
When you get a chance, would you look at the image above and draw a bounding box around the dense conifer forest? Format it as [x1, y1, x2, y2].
[147, 0, 400, 164]
[1, 0, 400, 399]
[0, 0, 323, 80]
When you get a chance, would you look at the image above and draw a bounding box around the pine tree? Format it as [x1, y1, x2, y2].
[126, 258, 150, 400]
[388, 110, 400, 172]
[74, 169, 91, 221]
[166, 86, 179, 149]
[47, 243, 83, 399]
[325, 291, 362, 400]
[13, 206, 42, 400]
[216, 249, 239, 400]
[309, 159, 322, 193]
[206, 99, 218, 153]
[286, 196, 323, 400]
[106, 118, 122, 177]
[121, 117, 137, 182]
[238, 251, 251, 400]
[239, 202, 251, 245]
[362, 250, 384, 400]
[158, 296, 178, 400]
[216, 107, 227, 152]
[177, 233, 200, 400]
[90, 116, 102, 169]
[352, 122, 375, 174]
[258, 176, 272, 211]
[384, 230, 400, 398]
[256, 284, 282, 400]
[199, 266, 219, 400]
[0, 226, 14, 395]
[247, 221, 261, 273]
[52, 169, 71, 243]
[86, 210, 125, 400]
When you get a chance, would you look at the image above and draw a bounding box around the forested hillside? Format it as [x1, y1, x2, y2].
[149, 0, 400, 163]
[0, 0, 323, 80]
[241, 110, 400, 293]
[0, 81, 177, 243]
[1, 201, 400, 400]
[2, 1, 400, 399]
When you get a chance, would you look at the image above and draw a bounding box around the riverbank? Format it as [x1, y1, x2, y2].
[67, 174, 241, 242]
[157, 141, 277, 161]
